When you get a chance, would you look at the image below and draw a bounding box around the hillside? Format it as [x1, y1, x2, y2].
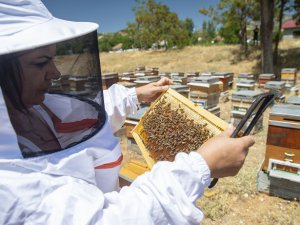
[101, 39, 300, 76]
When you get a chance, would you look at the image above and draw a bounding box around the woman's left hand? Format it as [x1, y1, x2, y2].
[136, 77, 173, 103]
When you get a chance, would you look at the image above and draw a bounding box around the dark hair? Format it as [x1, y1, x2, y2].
[0, 53, 27, 112]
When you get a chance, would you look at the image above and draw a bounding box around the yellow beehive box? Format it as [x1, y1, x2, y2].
[132, 88, 228, 168]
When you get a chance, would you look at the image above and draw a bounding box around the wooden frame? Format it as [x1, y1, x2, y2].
[132, 88, 228, 168]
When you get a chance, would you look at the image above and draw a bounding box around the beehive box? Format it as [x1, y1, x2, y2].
[236, 79, 256, 91]
[102, 72, 119, 89]
[262, 104, 300, 171]
[171, 76, 188, 85]
[212, 72, 231, 91]
[188, 81, 222, 94]
[281, 68, 297, 81]
[264, 81, 286, 96]
[171, 84, 189, 98]
[131, 88, 228, 168]
[190, 92, 220, 108]
[259, 73, 275, 87]
[238, 73, 255, 80]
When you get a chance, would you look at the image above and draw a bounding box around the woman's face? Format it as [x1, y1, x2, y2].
[18, 45, 60, 107]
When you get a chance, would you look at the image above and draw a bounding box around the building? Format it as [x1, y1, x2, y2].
[282, 20, 300, 40]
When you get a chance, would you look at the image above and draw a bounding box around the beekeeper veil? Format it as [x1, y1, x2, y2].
[0, 0, 106, 158]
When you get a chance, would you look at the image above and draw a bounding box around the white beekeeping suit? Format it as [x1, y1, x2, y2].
[0, 0, 211, 224]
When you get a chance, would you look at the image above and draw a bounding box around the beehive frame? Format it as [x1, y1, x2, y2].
[132, 88, 228, 168]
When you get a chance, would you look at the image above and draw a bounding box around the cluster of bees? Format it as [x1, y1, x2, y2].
[142, 96, 213, 162]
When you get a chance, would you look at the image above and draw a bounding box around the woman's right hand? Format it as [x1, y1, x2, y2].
[197, 126, 255, 178]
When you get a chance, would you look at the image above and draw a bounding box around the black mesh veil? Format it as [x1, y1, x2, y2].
[51, 31, 104, 106]
[2, 31, 106, 158]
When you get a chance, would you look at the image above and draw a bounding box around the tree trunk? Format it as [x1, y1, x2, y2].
[273, 0, 286, 77]
[260, 0, 274, 74]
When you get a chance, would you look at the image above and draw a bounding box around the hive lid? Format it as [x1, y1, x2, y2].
[238, 73, 254, 78]
[171, 84, 189, 91]
[213, 72, 234, 76]
[236, 79, 255, 84]
[270, 104, 300, 119]
[281, 68, 297, 73]
[232, 90, 263, 101]
[131, 88, 228, 168]
[265, 81, 285, 89]
[286, 96, 300, 105]
[191, 76, 219, 84]
[259, 73, 275, 79]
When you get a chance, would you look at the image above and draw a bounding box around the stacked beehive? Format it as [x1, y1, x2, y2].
[120, 71, 136, 82]
[188, 76, 222, 117]
[236, 79, 256, 91]
[260, 104, 300, 199]
[185, 72, 199, 83]
[171, 84, 190, 98]
[263, 104, 300, 176]
[146, 67, 159, 75]
[281, 68, 297, 86]
[69, 76, 88, 94]
[170, 72, 187, 85]
[212, 72, 233, 92]
[134, 76, 161, 87]
[231, 90, 264, 133]
[236, 73, 256, 91]
[264, 81, 286, 102]
[212, 72, 234, 102]
[238, 73, 255, 81]
[159, 72, 171, 79]
[102, 72, 119, 90]
[258, 73, 275, 87]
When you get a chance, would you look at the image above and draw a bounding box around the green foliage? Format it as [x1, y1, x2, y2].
[128, 0, 192, 49]
[98, 32, 134, 52]
[199, 0, 260, 46]
[219, 22, 240, 44]
[198, 20, 216, 44]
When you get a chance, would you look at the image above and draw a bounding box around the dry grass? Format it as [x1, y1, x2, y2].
[101, 44, 261, 75]
[108, 40, 300, 225]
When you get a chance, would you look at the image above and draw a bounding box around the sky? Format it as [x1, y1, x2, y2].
[43, 0, 218, 34]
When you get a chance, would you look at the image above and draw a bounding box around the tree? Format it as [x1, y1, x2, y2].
[181, 18, 194, 37]
[260, 0, 274, 74]
[273, 0, 289, 68]
[199, 0, 260, 53]
[130, 0, 190, 49]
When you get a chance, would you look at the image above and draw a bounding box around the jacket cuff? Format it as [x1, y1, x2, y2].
[187, 151, 211, 188]
[128, 87, 140, 109]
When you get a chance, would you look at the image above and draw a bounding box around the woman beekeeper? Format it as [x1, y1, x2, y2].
[0, 0, 254, 224]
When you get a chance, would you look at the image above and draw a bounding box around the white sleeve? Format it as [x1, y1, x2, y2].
[101, 152, 211, 225]
[1, 152, 211, 225]
[97, 84, 139, 133]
